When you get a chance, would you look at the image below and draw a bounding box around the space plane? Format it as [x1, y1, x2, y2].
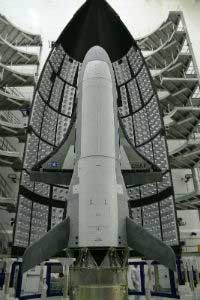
[22, 46, 176, 274]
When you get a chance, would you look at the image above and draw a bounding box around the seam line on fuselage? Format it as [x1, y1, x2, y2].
[82, 77, 112, 83]
[78, 155, 120, 162]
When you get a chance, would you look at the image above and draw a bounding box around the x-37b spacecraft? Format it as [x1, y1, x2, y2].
[13, 1, 179, 299]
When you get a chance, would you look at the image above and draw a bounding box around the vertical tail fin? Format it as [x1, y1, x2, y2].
[126, 217, 176, 271]
[22, 217, 70, 273]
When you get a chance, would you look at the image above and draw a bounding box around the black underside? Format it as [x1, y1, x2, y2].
[58, 0, 135, 62]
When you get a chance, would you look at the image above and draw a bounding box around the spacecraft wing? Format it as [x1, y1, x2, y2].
[122, 170, 162, 187]
[30, 119, 76, 185]
[126, 217, 176, 271]
[30, 169, 73, 185]
[119, 118, 162, 186]
[22, 217, 70, 273]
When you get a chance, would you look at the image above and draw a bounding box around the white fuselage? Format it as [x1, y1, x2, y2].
[78, 60, 119, 247]
[67, 46, 128, 248]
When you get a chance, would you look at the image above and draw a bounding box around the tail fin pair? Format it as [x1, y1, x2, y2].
[22, 217, 176, 273]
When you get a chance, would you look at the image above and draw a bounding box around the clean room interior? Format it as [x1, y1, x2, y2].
[0, 0, 200, 299]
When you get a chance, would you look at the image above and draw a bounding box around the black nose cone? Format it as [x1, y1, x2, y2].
[58, 0, 135, 62]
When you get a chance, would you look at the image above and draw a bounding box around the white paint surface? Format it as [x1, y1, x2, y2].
[81, 61, 115, 158]
[78, 59, 119, 246]
[78, 157, 119, 246]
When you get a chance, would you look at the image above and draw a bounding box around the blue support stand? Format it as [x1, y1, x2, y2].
[128, 260, 180, 298]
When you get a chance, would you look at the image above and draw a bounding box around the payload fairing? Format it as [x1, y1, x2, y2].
[13, 0, 179, 299]
[22, 45, 175, 272]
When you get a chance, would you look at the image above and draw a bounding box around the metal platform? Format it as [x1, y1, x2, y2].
[0, 197, 16, 212]
[0, 88, 30, 110]
[161, 77, 198, 94]
[138, 11, 200, 209]
[164, 107, 200, 139]
[158, 88, 195, 108]
[144, 34, 188, 70]
[138, 12, 182, 51]
[176, 191, 200, 209]
[0, 173, 16, 213]
[0, 118, 27, 141]
[170, 139, 200, 168]
[0, 62, 35, 87]
[0, 13, 41, 240]
[0, 136, 22, 170]
[0, 149, 22, 170]
[0, 14, 42, 46]
[0, 36, 39, 65]
[151, 54, 193, 84]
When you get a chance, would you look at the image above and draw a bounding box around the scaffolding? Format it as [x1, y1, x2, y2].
[138, 12, 200, 209]
[0, 14, 42, 247]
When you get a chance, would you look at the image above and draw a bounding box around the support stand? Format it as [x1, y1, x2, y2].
[58, 258, 75, 300]
[192, 259, 200, 300]
[2, 258, 16, 300]
[145, 261, 152, 300]
[178, 259, 193, 300]
[39, 263, 48, 300]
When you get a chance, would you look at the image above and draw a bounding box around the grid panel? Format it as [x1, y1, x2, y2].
[113, 46, 178, 246]
[146, 96, 162, 136]
[60, 54, 79, 84]
[137, 65, 154, 103]
[24, 134, 39, 170]
[121, 116, 135, 145]
[113, 56, 131, 85]
[14, 41, 80, 247]
[131, 207, 142, 226]
[21, 171, 34, 191]
[39, 62, 53, 101]
[56, 115, 71, 146]
[140, 183, 157, 198]
[157, 172, 171, 192]
[153, 135, 168, 172]
[143, 203, 162, 240]
[127, 48, 143, 75]
[34, 182, 50, 198]
[160, 196, 178, 245]
[49, 44, 65, 72]
[30, 94, 45, 134]
[127, 79, 142, 112]
[41, 106, 58, 144]
[49, 76, 64, 110]
[14, 196, 32, 247]
[53, 186, 68, 201]
[29, 203, 48, 245]
[134, 108, 151, 146]
[38, 141, 53, 161]
[51, 208, 64, 228]
[128, 187, 140, 200]
[61, 84, 76, 116]
[138, 142, 154, 164]
[119, 86, 129, 117]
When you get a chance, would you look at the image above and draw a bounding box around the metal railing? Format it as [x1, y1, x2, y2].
[0, 173, 12, 198]
[0, 137, 16, 152]
[4, 86, 26, 99]
[0, 110, 20, 124]
[0, 223, 10, 255]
